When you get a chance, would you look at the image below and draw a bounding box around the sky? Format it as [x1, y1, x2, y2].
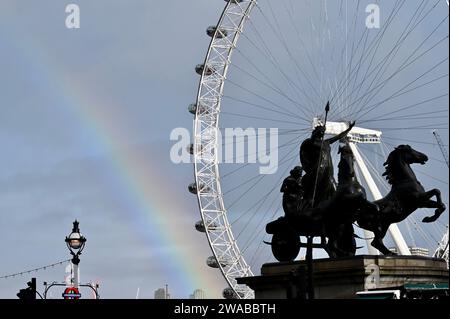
[0, 0, 448, 299]
[0, 0, 227, 299]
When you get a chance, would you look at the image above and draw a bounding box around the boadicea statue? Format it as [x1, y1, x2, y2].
[266, 106, 446, 262]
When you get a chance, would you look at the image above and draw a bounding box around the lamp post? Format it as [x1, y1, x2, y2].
[65, 220, 86, 289]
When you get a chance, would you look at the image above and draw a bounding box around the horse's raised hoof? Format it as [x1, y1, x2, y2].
[371, 241, 395, 256]
[422, 216, 437, 223]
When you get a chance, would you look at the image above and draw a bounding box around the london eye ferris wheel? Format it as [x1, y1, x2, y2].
[188, 0, 449, 299]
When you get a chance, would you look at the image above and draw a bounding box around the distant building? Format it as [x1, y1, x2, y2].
[154, 285, 170, 299]
[189, 289, 206, 299]
[409, 247, 429, 257]
[389, 247, 429, 257]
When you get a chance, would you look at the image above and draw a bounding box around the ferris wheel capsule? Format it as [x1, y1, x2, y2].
[195, 64, 215, 76]
[188, 182, 211, 195]
[188, 103, 209, 116]
[195, 220, 220, 233]
[187, 143, 205, 156]
[188, 103, 196, 115]
[206, 256, 230, 268]
[206, 26, 229, 39]
[188, 183, 198, 195]
[195, 220, 206, 233]
[222, 287, 244, 299]
[187, 144, 194, 155]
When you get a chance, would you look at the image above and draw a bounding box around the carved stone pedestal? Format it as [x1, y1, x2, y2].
[237, 256, 449, 299]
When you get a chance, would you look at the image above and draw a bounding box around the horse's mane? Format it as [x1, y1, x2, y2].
[382, 149, 398, 185]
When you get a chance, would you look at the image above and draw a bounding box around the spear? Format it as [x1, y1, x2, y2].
[311, 101, 330, 207]
[324, 101, 330, 126]
[306, 102, 330, 300]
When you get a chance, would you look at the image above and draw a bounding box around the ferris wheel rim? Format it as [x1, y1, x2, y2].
[193, 0, 258, 299]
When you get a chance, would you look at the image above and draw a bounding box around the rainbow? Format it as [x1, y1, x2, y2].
[0, 9, 224, 298]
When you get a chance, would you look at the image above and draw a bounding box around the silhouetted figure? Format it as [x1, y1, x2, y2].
[281, 166, 303, 218]
[300, 121, 355, 207]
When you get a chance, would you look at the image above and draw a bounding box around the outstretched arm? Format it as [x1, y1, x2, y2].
[326, 121, 355, 145]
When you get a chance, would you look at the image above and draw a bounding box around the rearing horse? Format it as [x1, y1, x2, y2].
[356, 145, 446, 255]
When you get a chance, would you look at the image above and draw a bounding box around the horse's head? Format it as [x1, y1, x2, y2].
[312, 125, 326, 139]
[338, 143, 355, 182]
[383, 145, 428, 184]
[338, 144, 353, 157]
[391, 145, 428, 166]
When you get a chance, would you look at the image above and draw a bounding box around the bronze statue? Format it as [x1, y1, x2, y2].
[266, 126, 446, 261]
[267, 142, 370, 259]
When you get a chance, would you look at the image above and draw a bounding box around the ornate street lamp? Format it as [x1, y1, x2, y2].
[65, 220, 86, 288]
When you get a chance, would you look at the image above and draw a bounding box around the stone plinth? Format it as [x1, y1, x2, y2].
[237, 256, 449, 299]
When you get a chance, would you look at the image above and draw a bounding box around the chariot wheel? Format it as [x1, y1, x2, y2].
[271, 231, 301, 263]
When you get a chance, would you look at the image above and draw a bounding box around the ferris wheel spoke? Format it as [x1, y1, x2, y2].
[380, 125, 449, 131]
[255, 3, 323, 105]
[353, 13, 449, 117]
[348, 11, 448, 118]
[333, 0, 442, 117]
[355, 62, 448, 121]
[240, 194, 283, 254]
[329, 0, 407, 110]
[230, 61, 301, 106]
[354, 70, 448, 121]
[226, 78, 311, 122]
[405, 218, 419, 247]
[415, 169, 449, 186]
[239, 194, 281, 250]
[222, 136, 301, 180]
[349, 0, 432, 113]
[360, 108, 448, 124]
[241, 22, 317, 112]
[232, 152, 299, 242]
[353, 39, 449, 120]
[229, 147, 299, 225]
[337, 1, 428, 117]
[345, 0, 426, 105]
[382, 140, 449, 166]
[284, 0, 321, 83]
[382, 135, 449, 147]
[366, 94, 448, 121]
[332, 0, 365, 110]
[248, 233, 272, 267]
[223, 95, 306, 121]
[221, 111, 307, 126]
[246, 16, 319, 112]
[219, 132, 304, 167]
[410, 215, 440, 246]
[222, 137, 303, 191]
[226, 148, 299, 215]
[231, 50, 312, 115]
[344, 30, 373, 116]
[346, 25, 371, 109]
